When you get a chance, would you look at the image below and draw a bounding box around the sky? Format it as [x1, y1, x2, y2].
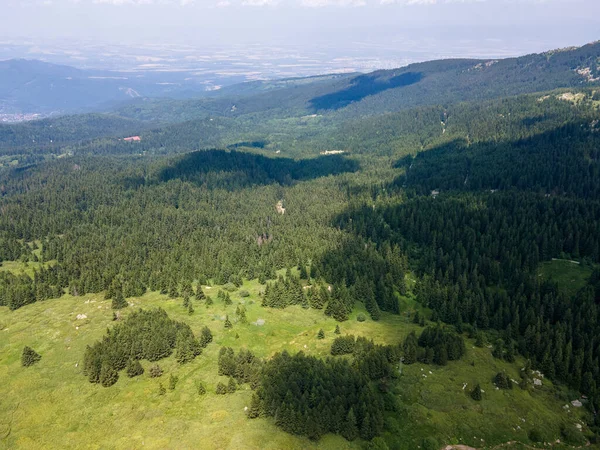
[2, 0, 599, 59]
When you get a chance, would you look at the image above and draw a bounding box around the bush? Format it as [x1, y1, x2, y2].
[21, 346, 42, 367]
[471, 383, 482, 401]
[239, 290, 250, 297]
[223, 282, 237, 292]
[528, 428, 544, 443]
[149, 364, 163, 378]
[421, 437, 439, 450]
[216, 382, 228, 394]
[317, 329, 325, 339]
[126, 359, 144, 378]
[197, 382, 206, 395]
[357, 313, 366, 322]
[168, 374, 179, 391]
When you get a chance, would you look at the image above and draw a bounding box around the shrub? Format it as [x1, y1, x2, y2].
[216, 382, 228, 394]
[357, 313, 366, 322]
[21, 346, 42, 367]
[197, 382, 206, 395]
[168, 374, 179, 391]
[126, 359, 144, 378]
[471, 383, 482, 401]
[239, 290, 250, 297]
[149, 364, 163, 378]
[317, 329, 325, 339]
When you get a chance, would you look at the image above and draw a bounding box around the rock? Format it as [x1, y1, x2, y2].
[533, 378, 542, 386]
[571, 400, 583, 407]
[255, 319, 265, 326]
[76, 314, 87, 320]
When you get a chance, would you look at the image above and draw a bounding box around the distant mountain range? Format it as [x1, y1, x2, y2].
[1, 41, 599, 122]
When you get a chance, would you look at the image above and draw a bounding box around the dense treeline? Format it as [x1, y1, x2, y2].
[253, 351, 389, 441]
[396, 121, 600, 199]
[332, 188, 600, 407]
[403, 325, 466, 365]
[83, 309, 208, 387]
[0, 150, 354, 310]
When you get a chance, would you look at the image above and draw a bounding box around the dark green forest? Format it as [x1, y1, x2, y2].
[2, 42, 600, 446]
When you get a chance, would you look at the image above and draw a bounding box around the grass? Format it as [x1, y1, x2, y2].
[0, 268, 590, 450]
[538, 259, 593, 298]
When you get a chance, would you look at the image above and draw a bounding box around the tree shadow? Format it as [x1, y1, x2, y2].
[309, 72, 423, 111]
[150, 149, 360, 190]
[391, 122, 600, 199]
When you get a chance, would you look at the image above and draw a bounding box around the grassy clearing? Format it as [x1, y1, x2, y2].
[538, 259, 593, 298]
[0, 268, 589, 450]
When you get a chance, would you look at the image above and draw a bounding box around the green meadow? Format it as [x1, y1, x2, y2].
[0, 271, 590, 450]
[538, 260, 594, 298]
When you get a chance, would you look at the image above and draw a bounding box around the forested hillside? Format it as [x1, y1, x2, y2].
[1, 42, 600, 450]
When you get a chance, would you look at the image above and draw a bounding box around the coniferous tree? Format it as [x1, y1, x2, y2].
[224, 315, 233, 329]
[100, 363, 119, 387]
[199, 326, 213, 347]
[197, 382, 206, 395]
[158, 382, 166, 396]
[334, 325, 341, 335]
[112, 289, 128, 310]
[216, 382, 227, 395]
[227, 377, 237, 393]
[471, 383, 482, 401]
[126, 359, 144, 377]
[247, 392, 262, 418]
[317, 329, 325, 339]
[341, 407, 359, 441]
[21, 346, 41, 367]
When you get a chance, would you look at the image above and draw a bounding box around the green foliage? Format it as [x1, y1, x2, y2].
[99, 364, 119, 387]
[494, 371, 513, 390]
[148, 364, 163, 378]
[357, 313, 366, 322]
[224, 315, 233, 329]
[82, 309, 201, 385]
[317, 329, 325, 339]
[126, 359, 144, 378]
[197, 382, 206, 395]
[168, 374, 178, 391]
[471, 383, 482, 401]
[158, 382, 166, 396]
[215, 382, 227, 395]
[330, 335, 355, 355]
[21, 346, 41, 367]
[258, 351, 386, 441]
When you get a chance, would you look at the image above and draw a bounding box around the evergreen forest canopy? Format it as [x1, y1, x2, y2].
[1, 42, 600, 449]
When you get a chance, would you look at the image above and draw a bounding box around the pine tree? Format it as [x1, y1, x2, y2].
[112, 289, 128, 310]
[205, 295, 213, 306]
[199, 326, 213, 347]
[21, 346, 42, 367]
[196, 285, 205, 300]
[224, 315, 233, 329]
[317, 329, 325, 339]
[216, 382, 227, 394]
[126, 359, 144, 377]
[100, 363, 119, 387]
[334, 325, 341, 335]
[341, 407, 359, 441]
[158, 382, 166, 395]
[187, 302, 194, 315]
[471, 383, 482, 401]
[197, 382, 206, 395]
[227, 377, 237, 393]
[247, 392, 262, 418]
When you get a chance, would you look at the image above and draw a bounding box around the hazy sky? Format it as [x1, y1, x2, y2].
[3, 0, 600, 54]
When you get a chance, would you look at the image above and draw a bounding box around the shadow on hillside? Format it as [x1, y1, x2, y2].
[146, 149, 359, 190]
[389, 122, 600, 199]
[309, 72, 423, 111]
